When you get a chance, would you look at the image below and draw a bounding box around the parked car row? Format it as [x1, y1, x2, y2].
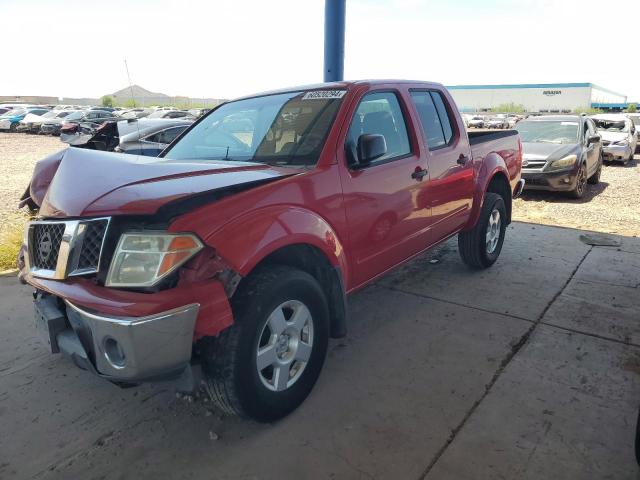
[0, 102, 204, 136]
[463, 113, 523, 129]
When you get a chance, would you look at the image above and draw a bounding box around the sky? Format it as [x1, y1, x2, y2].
[2, 0, 639, 101]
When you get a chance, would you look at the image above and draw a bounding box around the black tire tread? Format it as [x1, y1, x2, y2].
[201, 265, 326, 419]
[458, 192, 504, 269]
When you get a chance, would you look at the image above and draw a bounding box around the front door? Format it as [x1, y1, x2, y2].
[338, 90, 431, 287]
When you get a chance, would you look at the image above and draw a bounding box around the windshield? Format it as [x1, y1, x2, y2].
[41, 111, 57, 119]
[3, 108, 25, 117]
[64, 111, 84, 121]
[147, 110, 172, 118]
[164, 90, 344, 167]
[516, 120, 579, 144]
[593, 119, 629, 133]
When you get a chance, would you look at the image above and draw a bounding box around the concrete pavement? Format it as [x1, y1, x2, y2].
[0, 222, 639, 479]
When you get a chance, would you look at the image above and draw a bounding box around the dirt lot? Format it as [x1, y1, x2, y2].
[0, 133, 61, 240]
[514, 155, 640, 236]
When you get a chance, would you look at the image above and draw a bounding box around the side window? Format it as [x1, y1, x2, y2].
[410, 90, 454, 150]
[145, 131, 162, 143]
[347, 92, 410, 162]
[159, 126, 186, 144]
[411, 92, 445, 149]
[431, 92, 454, 144]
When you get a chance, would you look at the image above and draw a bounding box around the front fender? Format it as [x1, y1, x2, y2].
[464, 152, 510, 231]
[205, 206, 350, 284]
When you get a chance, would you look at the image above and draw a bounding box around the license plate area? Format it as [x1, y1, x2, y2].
[34, 295, 68, 354]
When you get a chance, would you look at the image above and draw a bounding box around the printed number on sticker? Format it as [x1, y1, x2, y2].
[302, 90, 347, 100]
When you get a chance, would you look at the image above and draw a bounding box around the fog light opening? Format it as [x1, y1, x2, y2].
[103, 337, 126, 369]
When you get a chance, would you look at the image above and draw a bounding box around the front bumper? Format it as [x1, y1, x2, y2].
[35, 294, 199, 382]
[521, 168, 578, 191]
[0, 119, 13, 130]
[602, 144, 631, 161]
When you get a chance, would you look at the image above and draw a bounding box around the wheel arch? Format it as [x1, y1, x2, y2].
[205, 207, 350, 338]
[485, 171, 512, 224]
[240, 243, 347, 339]
[464, 158, 512, 231]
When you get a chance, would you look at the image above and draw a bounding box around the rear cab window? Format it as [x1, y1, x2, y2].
[346, 91, 411, 165]
[410, 90, 455, 150]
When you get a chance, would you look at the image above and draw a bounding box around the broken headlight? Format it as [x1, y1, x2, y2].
[106, 232, 203, 287]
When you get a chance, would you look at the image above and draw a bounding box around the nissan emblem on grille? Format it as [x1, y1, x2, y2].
[39, 232, 53, 262]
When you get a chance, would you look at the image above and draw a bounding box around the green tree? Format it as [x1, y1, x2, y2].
[101, 95, 114, 107]
[574, 107, 602, 115]
[123, 99, 137, 108]
[627, 103, 637, 113]
[491, 103, 525, 113]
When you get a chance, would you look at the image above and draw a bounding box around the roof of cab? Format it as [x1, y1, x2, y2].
[234, 79, 445, 101]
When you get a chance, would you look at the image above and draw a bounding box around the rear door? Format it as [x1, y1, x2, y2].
[338, 90, 431, 287]
[409, 89, 474, 243]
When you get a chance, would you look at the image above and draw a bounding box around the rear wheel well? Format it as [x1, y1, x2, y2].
[486, 173, 512, 224]
[240, 244, 347, 338]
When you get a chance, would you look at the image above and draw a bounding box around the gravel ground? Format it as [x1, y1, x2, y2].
[0, 133, 62, 240]
[0, 132, 638, 240]
[513, 154, 640, 236]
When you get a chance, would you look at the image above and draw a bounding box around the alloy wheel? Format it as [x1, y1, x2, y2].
[486, 209, 501, 254]
[256, 300, 314, 392]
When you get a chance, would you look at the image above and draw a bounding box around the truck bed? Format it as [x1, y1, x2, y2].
[468, 129, 518, 146]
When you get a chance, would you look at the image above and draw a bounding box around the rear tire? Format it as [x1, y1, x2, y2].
[458, 192, 507, 269]
[201, 265, 329, 422]
[587, 153, 602, 185]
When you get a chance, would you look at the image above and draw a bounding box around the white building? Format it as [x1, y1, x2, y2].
[446, 83, 627, 113]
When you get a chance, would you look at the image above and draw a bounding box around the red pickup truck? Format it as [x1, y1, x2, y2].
[19, 80, 523, 421]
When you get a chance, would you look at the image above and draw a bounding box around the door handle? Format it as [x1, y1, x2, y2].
[411, 167, 428, 181]
[457, 154, 469, 165]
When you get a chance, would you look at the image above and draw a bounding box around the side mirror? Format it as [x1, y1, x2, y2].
[357, 134, 387, 165]
[587, 134, 601, 145]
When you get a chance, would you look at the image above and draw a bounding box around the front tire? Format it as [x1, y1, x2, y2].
[201, 265, 329, 422]
[587, 152, 602, 185]
[569, 163, 587, 199]
[458, 192, 507, 269]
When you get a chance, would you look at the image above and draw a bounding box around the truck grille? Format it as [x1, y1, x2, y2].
[32, 223, 65, 270]
[28, 217, 110, 279]
[77, 220, 109, 270]
[522, 160, 546, 169]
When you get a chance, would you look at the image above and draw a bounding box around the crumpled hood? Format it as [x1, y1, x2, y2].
[38, 148, 298, 218]
[521, 142, 578, 161]
[598, 131, 628, 143]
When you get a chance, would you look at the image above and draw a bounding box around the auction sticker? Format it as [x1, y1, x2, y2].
[302, 90, 347, 100]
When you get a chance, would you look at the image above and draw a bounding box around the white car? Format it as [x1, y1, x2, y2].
[485, 116, 509, 129]
[592, 114, 637, 163]
[467, 116, 485, 128]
